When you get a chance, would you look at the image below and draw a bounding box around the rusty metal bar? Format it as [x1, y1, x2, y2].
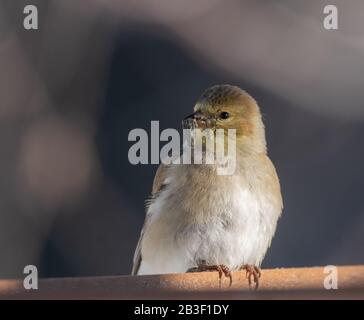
[0, 265, 363, 299]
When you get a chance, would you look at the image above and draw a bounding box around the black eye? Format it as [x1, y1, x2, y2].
[220, 111, 230, 119]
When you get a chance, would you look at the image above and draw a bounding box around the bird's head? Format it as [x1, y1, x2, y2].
[183, 85, 267, 154]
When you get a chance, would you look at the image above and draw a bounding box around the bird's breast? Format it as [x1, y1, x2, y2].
[140, 161, 280, 273]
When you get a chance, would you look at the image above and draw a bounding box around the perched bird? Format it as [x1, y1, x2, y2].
[132, 84, 283, 288]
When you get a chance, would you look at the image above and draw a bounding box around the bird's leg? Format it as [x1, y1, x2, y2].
[187, 260, 232, 287]
[240, 264, 261, 290]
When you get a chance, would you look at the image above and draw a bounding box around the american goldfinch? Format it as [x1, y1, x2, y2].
[132, 84, 283, 288]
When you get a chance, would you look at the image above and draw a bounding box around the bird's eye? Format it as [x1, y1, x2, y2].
[220, 111, 230, 119]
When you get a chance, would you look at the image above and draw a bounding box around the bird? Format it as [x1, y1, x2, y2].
[131, 84, 283, 289]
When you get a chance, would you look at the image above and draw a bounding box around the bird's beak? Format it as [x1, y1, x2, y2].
[183, 112, 198, 121]
[182, 112, 209, 129]
[182, 112, 197, 129]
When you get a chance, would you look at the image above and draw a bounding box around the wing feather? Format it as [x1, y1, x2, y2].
[131, 164, 169, 275]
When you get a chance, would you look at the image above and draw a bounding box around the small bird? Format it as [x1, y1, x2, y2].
[131, 85, 283, 288]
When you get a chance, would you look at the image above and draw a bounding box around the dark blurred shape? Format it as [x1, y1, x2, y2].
[18, 116, 94, 208]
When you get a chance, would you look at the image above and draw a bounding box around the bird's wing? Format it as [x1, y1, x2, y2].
[131, 164, 169, 275]
[151, 163, 169, 195]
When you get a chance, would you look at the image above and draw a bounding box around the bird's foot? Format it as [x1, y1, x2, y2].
[187, 260, 232, 288]
[240, 264, 261, 290]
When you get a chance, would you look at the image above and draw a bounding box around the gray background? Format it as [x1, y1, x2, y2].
[0, 0, 363, 278]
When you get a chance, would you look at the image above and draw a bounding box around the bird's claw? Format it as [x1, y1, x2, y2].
[187, 260, 233, 288]
[241, 264, 261, 290]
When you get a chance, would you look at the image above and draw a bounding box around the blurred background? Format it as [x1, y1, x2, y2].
[0, 0, 363, 278]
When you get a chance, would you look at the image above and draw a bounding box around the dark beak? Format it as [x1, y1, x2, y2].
[182, 112, 199, 129]
[183, 112, 198, 121]
[182, 111, 210, 129]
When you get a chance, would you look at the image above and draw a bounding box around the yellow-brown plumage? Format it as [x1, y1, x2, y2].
[132, 85, 283, 288]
